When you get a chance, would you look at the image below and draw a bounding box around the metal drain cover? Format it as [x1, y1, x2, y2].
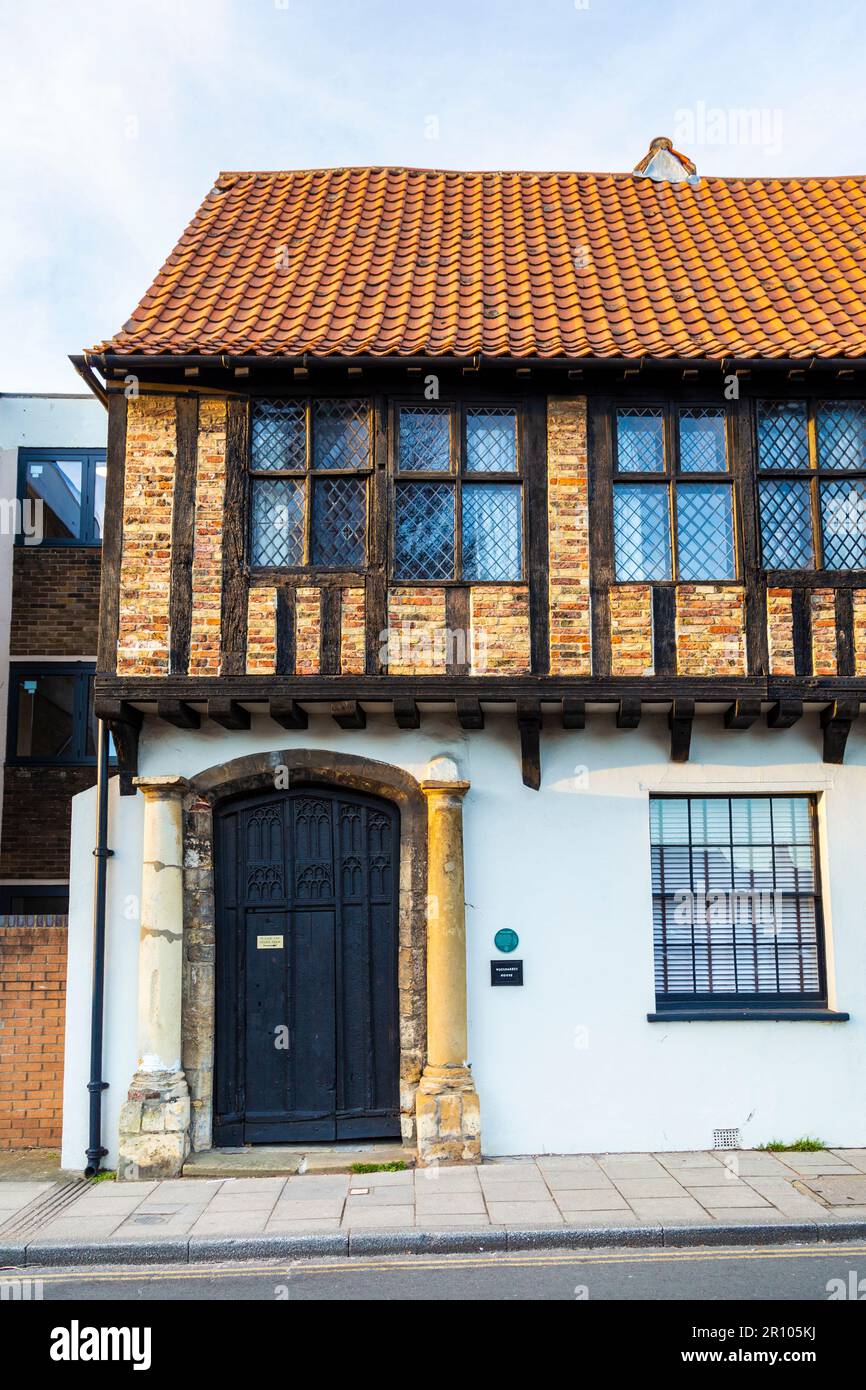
[800, 1174, 866, 1206]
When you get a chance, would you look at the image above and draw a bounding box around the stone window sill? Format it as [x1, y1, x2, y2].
[647, 1008, 849, 1022]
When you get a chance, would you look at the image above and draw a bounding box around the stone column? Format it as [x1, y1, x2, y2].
[118, 776, 191, 1180]
[415, 776, 481, 1164]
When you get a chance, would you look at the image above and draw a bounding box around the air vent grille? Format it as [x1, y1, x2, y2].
[713, 1127, 741, 1150]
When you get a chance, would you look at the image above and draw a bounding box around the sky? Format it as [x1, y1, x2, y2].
[2, 0, 865, 393]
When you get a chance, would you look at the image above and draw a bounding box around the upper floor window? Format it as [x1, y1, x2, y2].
[6, 664, 111, 766]
[250, 399, 371, 569]
[18, 448, 106, 545]
[757, 400, 866, 570]
[651, 795, 827, 1012]
[393, 404, 523, 581]
[612, 406, 735, 583]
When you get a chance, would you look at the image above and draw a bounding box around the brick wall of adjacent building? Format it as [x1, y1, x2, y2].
[548, 396, 591, 674]
[0, 919, 67, 1148]
[10, 548, 101, 655]
[0, 766, 96, 879]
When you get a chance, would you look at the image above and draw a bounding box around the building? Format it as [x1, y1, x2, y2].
[60, 140, 866, 1177]
[0, 392, 106, 1148]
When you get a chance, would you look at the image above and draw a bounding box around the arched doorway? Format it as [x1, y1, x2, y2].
[213, 785, 401, 1145]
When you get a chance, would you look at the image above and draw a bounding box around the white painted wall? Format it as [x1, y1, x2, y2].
[61, 708, 866, 1167]
[0, 393, 106, 876]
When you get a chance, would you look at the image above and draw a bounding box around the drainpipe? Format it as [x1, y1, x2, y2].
[85, 718, 113, 1175]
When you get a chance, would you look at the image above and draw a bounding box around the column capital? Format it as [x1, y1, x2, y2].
[133, 775, 191, 801]
[419, 779, 470, 800]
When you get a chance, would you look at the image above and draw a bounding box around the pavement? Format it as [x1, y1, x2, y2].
[2, 1148, 866, 1267]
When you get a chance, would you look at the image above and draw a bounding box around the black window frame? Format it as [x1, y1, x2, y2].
[6, 662, 107, 767]
[0, 884, 69, 916]
[17, 447, 106, 547]
[611, 402, 740, 584]
[248, 397, 373, 575]
[650, 792, 829, 1014]
[755, 396, 866, 575]
[389, 398, 526, 584]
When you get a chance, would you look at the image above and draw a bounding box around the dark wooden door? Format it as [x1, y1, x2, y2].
[214, 787, 400, 1144]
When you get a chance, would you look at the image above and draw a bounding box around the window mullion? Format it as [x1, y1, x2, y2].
[454, 404, 463, 580]
[302, 399, 313, 566]
[667, 407, 679, 583]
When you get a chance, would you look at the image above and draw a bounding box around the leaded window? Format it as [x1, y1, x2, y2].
[393, 404, 523, 581]
[757, 400, 866, 570]
[650, 795, 827, 1011]
[250, 399, 371, 569]
[612, 406, 736, 582]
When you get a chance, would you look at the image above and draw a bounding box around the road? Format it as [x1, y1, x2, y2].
[20, 1241, 866, 1300]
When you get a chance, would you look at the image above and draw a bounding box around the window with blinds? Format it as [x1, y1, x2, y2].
[650, 795, 827, 1009]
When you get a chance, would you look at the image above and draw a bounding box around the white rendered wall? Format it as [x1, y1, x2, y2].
[62, 708, 866, 1166]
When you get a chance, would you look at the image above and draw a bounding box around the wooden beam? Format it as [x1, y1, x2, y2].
[456, 697, 484, 730]
[669, 698, 695, 763]
[332, 700, 366, 729]
[207, 698, 250, 731]
[652, 587, 676, 676]
[791, 590, 812, 677]
[524, 395, 550, 675]
[835, 588, 855, 677]
[275, 585, 296, 675]
[445, 587, 471, 677]
[767, 699, 803, 729]
[724, 698, 762, 730]
[220, 399, 249, 676]
[562, 696, 585, 729]
[517, 699, 542, 790]
[393, 697, 420, 729]
[94, 698, 142, 797]
[168, 396, 198, 675]
[587, 396, 614, 677]
[320, 585, 341, 676]
[269, 697, 308, 730]
[157, 699, 200, 729]
[617, 698, 641, 729]
[821, 699, 860, 765]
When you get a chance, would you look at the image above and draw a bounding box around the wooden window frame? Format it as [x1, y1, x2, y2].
[388, 398, 527, 585]
[248, 397, 373, 578]
[650, 792, 829, 1014]
[755, 396, 866, 578]
[611, 402, 740, 585]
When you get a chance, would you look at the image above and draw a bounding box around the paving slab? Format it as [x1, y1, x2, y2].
[414, 1167, 481, 1189]
[541, 1169, 618, 1191]
[264, 1218, 344, 1233]
[414, 1192, 488, 1217]
[558, 1210, 642, 1226]
[694, 1184, 772, 1209]
[342, 1204, 415, 1227]
[654, 1152, 725, 1170]
[833, 1149, 866, 1172]
[674, 1168, 751, 1188]
[738, 1178, 830, 1220]
[613, 1177, 690, 1199]
[628, 1197, 709, 1222]
[485, 1201, 564, 1225]
[188, 1211, 270, 1235]
[268, 1199, 345, 1221]
[551, 1188, 630, 1212]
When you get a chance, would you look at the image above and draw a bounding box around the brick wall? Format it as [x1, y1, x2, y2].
[0, 766, 95, 878]
[548, 397, 591, 674]
[609, 585, 654, 675]
[295, 586, 322, 674]
[10, 548, 101, 655]
[767, 587, 796, 675]
[811, 589, 837, 676]
[117, 395, 176, 676]
[189, 398, 228, 676]
[0, 918, 67, 1149]
[854, 591, 866, 676]
[386, 588, 447, 675]
[676, 586, 747, 676]
[470, 585, 531, 674]
[340, 587, 367, 675]
[246, 587, 277, 674]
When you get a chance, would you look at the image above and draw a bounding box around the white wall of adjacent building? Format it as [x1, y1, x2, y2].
[0, 393, 105, 877]
[61, 709, 866, 1169]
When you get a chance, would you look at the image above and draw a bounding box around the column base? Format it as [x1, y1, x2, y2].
[415, 1064, 481, 1165]
[117, 1070, 191, 1180]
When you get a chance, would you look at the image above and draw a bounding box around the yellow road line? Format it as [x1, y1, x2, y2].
[27, 1243, 866, 1286]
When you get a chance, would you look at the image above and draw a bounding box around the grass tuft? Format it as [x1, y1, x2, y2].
[89, 1169, 117, 1183]
[350, 1161, 407, 1174]
[755, 1137, 826, 1152]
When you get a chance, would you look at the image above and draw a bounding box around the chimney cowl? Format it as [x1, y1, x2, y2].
[633, 136, 698, 183]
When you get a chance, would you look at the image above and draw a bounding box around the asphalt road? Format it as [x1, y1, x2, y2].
[21, 1241, 866, 1300]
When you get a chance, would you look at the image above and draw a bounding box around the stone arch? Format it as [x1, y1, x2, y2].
[181, 748, 427, 1153]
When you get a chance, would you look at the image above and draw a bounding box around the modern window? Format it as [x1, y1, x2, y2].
[0, 885, 69, 915]
[393, 404, 523, 582]
[650, 795, 827, 1011]
[757, 399, 866, 570]
[18, 449, 106, 545]
[7, 664, 107, 765]
[613, 406, 736, 582]
[249, 399, 371, 569]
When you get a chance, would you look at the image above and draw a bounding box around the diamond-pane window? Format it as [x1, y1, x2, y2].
[462, 484, 522, 581]
[759, 480, 814, 569]
[757, 400, 810, 471]
[679, 408, 727, 473]
[394, 482, 454, 580]
[820, 480, 866, 569]
[313, 400, 371, 470]
[613, 484, 671, 581]
[817, 402, 866, 471]
[311, 477, 366, 567]
[466, 409, 517, 473]
[399, 407, 451, 471]
[676, 484, 735, 580]
[251, 478, 305, 567]
[616, 408, 665, 473]
[251, 400, 307, 470]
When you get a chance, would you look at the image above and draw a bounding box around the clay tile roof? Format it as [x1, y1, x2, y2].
[93, 165, 866, 361]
